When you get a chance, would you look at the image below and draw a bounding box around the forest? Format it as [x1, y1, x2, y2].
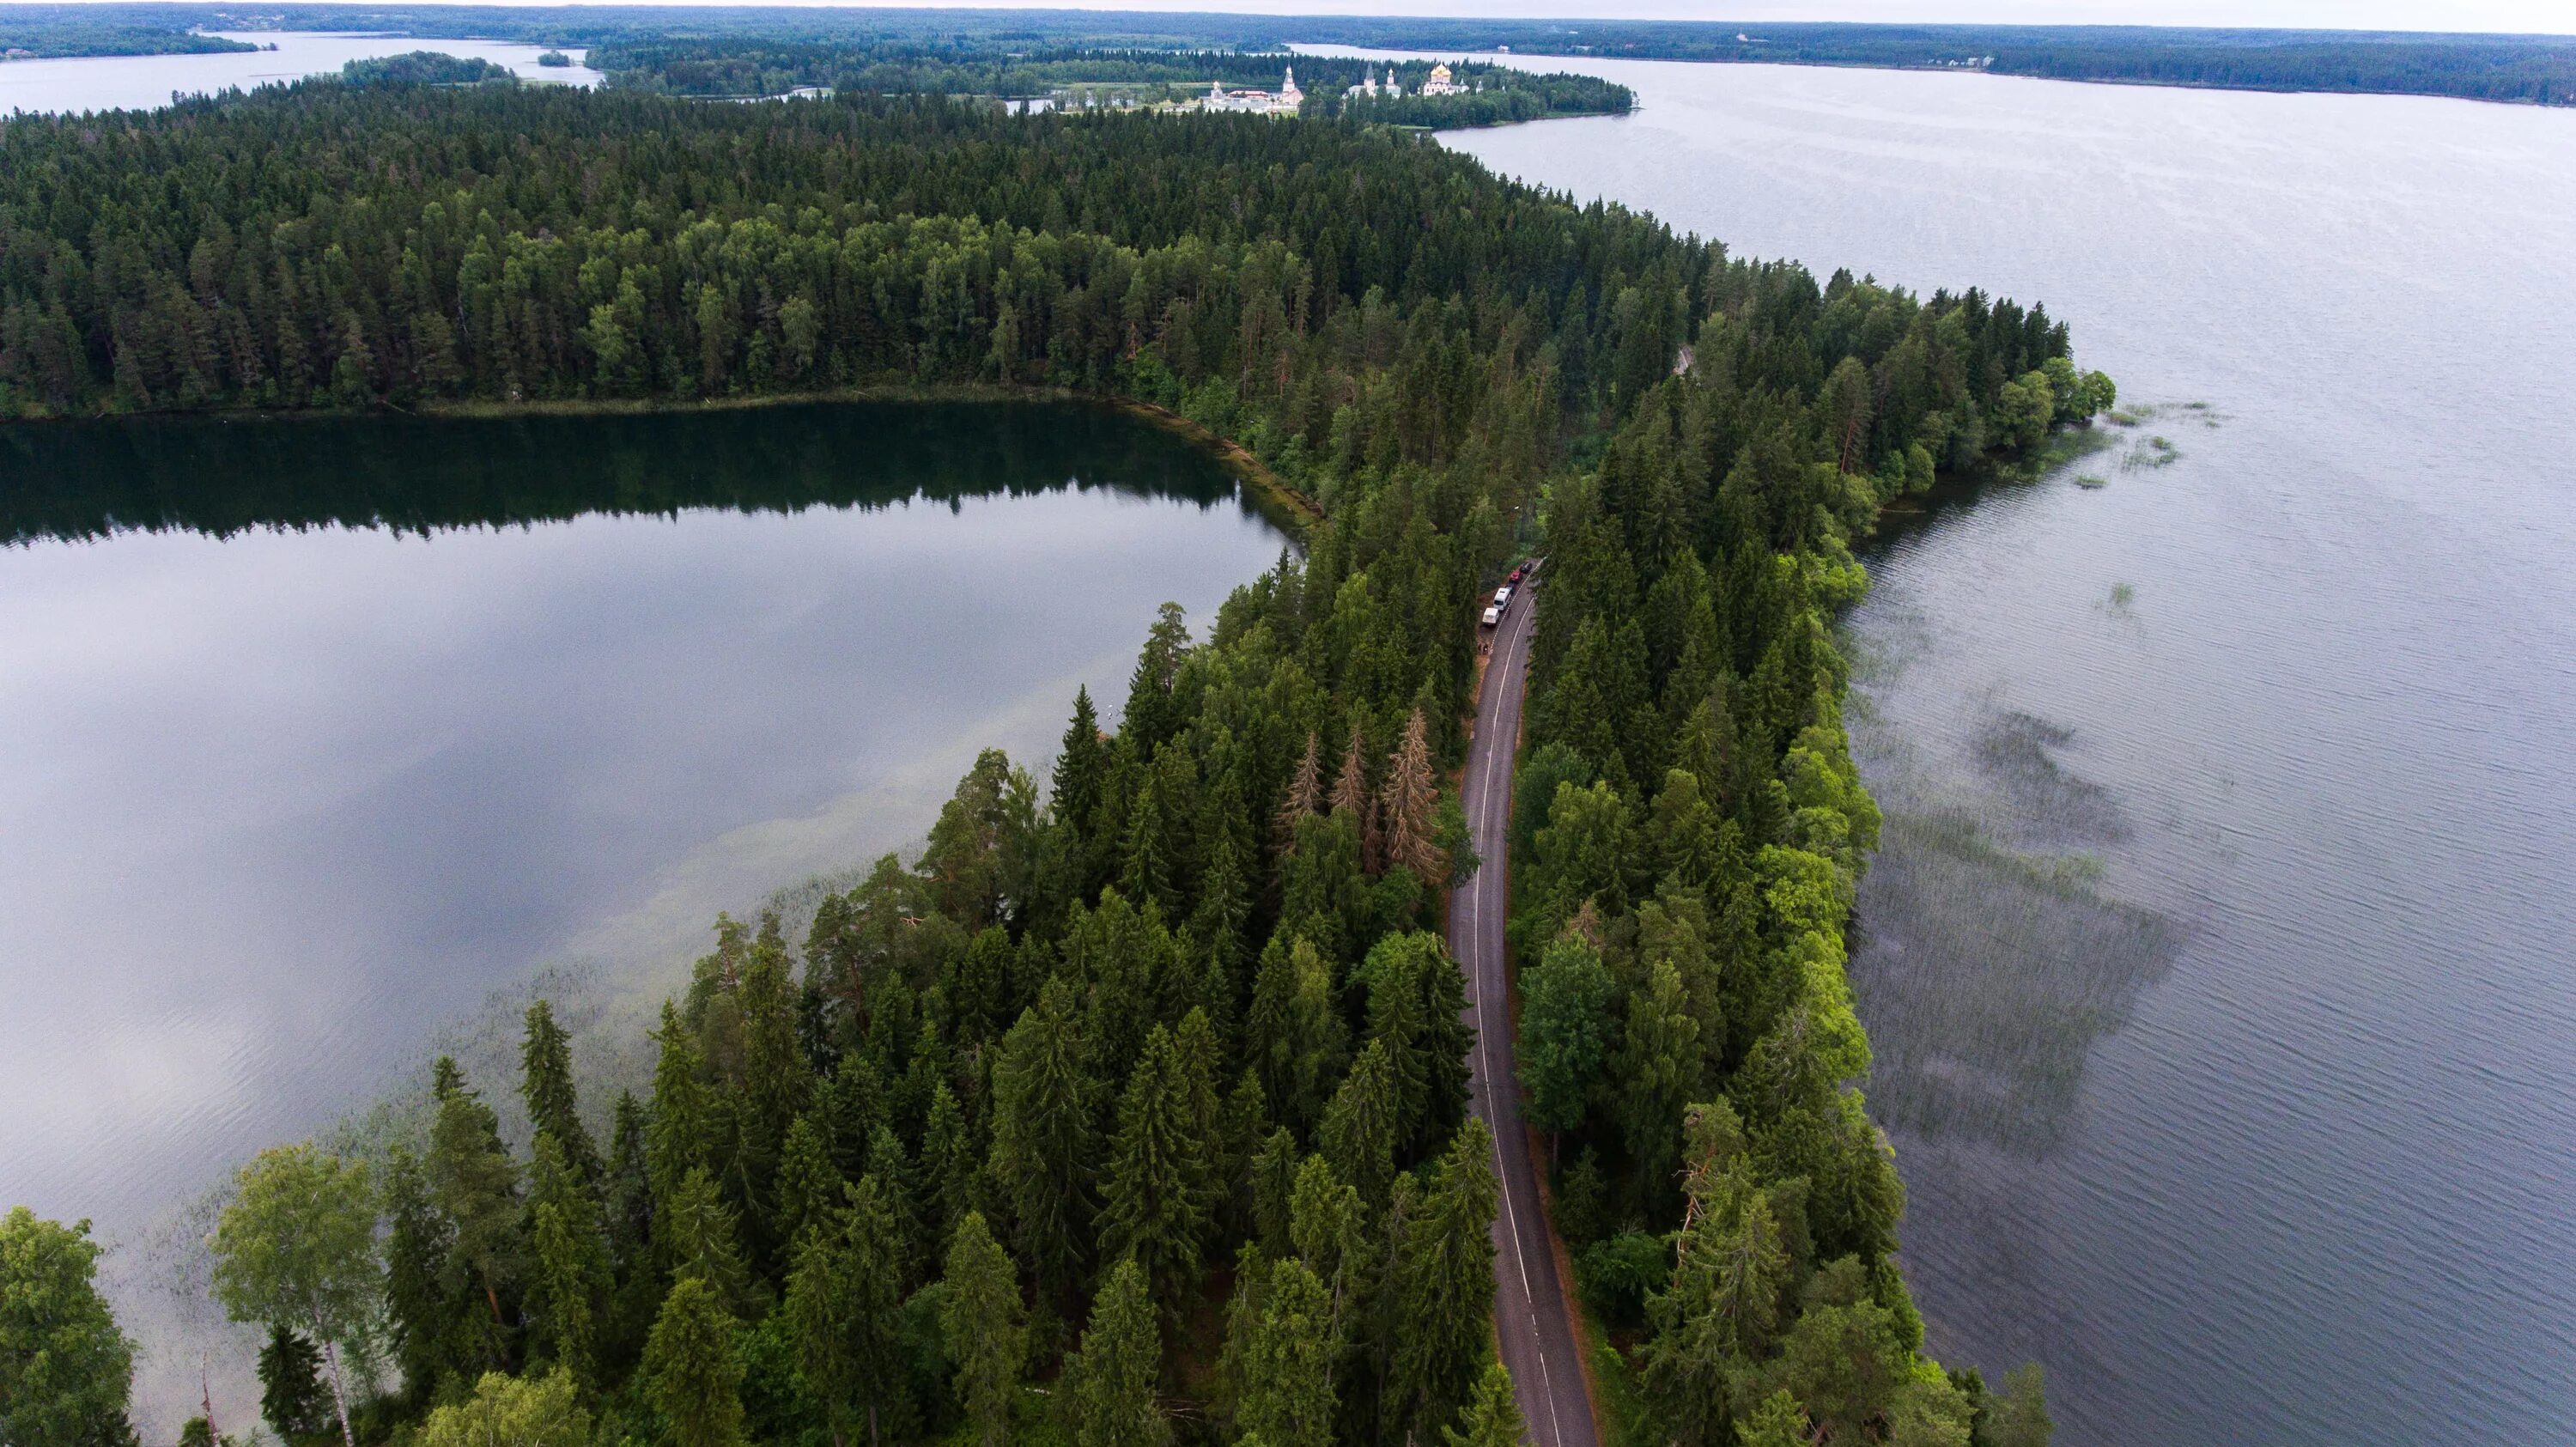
[0, 74, 2105, 1447]
[585, 41, 1630, 124]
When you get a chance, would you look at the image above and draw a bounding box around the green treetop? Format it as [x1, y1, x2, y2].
[0, 1207, 136, 1447]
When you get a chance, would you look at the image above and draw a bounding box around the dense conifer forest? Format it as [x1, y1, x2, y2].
[0, 75, 2106, 1447]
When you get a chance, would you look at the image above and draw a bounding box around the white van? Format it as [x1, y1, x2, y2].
[1481, 605, 1503, 628]
[1492, 585, 1512, 607]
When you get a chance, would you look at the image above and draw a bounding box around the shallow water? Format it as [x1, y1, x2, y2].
[0, 31, 599, 114]
[0, 403, 1286, 1268]
[1388, 50, 2576, 1446]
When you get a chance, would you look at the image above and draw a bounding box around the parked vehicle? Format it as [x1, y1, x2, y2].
[1492, 586, 1513, 607]
[1481, 605, 1503, 628]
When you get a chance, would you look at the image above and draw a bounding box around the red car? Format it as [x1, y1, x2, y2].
[1508, 564, 1526, 584]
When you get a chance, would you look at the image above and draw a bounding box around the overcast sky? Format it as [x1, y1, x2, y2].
[231, 0, 2568, 35]
[36, 0, 2572, 35]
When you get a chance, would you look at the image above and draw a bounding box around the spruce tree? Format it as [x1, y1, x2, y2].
[257, 1324, 326, 1442]
[1063, 1257, 1170, 1447]
[380, 1145, 456, 1401]
[773, 1112, 843, 1255]
[647, 1002, 714, 1212]
[1379, 708, 1446, 885]
[987, 976, 1097, 1303]
[1273, 730, 1323, 857]
[1329, 721, 1383, 876]
[1319, 1038, 1402, 1207]
[939, 1212, 1028, 1447]
[520, 1000, 601, 1188]
[1099, 1025, 1212, 1312]
[526, 1134, 611, 1388]
[784, 1176, 907, 1447]
[1237, 1257, 1338, 1447]
[1443, 1361, 1527, 1447]
[643, 1276, 744, 1447]
[919, 1083, 977, 1244]
[1382, 1119, 1499, 1445]
[659, 1168, 752, 1317]
[603, 1093, 654, 1269]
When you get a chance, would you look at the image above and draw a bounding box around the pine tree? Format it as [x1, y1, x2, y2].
[1443, 1361, 1526, 1447]
[940, 1212, 1028, 1447]
[426, 1058, 523, 1363]
[1382, 1118, 1499, 1444]
[737, 919, 811, 1248]
[1099, 1025, 1212, 1312]
[526, 1134, 611, 1388]
[1063, 1257, 1170, 1447]
[643, 1276, 744, 1447]
[1640, 1150, 1788, 1445]
[784, 1176, 907, 1447]
[1379, 708, 1446, 884]
[520, 1000, 601, 1188]
[988, 976, 1097, 1303]
[1237, 1257, 1338, 1447]
[1054, 687, 1108, 836]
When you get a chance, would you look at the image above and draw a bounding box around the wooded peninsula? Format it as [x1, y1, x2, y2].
[0, 70, 2107, 1447]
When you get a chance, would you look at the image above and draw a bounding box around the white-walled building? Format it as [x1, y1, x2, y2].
[1202, 65, 1304, 115]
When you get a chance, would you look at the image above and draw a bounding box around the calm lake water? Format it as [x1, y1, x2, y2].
[0, 31, 599, 113]
[1405, 52, 2576, 1446]
[0, 402, 1286, 1274]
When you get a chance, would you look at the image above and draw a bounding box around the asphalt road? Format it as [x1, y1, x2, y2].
[1450, 569, 1599, 1447]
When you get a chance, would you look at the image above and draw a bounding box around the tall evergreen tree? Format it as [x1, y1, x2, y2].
[659, 1168, 752, 1317]
[257, 1324, 327, 1442]
[648, 1002, 715, 1213]
[643, 1276, 744, 1447]
[1099, 1025, 1213, 1312]
[526, 1133, 611, 1388]
[1379, 708, 1446, 884]
[520, 1000, 601, 1188]
[1274, 730, 1324, 857]
[987, 976, 1097, 1302]
[380, 1145, 456, 1401]
[1062, 1257, 1170, 1447]
[1443, 1361, 1527, 1447]
[426, 1059, 524, 1362]
[1237, 1257, 1339, 1447]
[1382, 1119, 1499, 1445]
[939, 1212, 1029, 1447]
[1319, 1038, 1402, 1208]
[783, 1176, 908, 1447]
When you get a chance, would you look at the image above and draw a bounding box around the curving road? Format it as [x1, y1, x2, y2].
[1451, 568, 1599, 1447]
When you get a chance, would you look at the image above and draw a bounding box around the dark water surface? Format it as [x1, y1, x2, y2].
[1404, 52, 2576, 1447]
[0, 402, 1287, 1265]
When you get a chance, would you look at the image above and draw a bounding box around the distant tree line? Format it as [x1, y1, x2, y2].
[0, 71, 2103, 1446]
[584, 40, 1625, 122]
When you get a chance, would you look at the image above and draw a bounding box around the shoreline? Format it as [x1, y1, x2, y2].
[4, 380, 1327, 538]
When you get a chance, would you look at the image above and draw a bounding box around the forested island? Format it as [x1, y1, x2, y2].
[1, 67, 2105, 1447]
[4, 4, 2568, 107]
[586, 40, 1627, 122]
